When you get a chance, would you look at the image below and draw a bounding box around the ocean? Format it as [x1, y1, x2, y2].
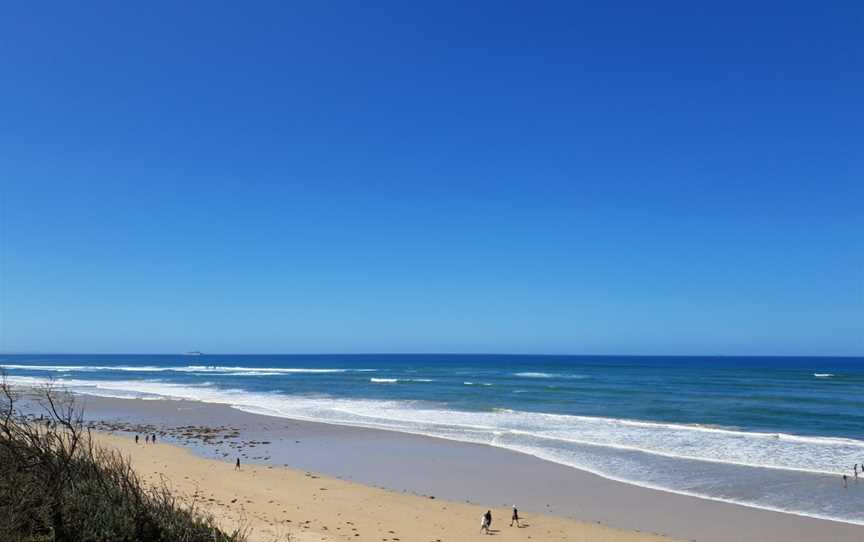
[2, 354, 863, 525]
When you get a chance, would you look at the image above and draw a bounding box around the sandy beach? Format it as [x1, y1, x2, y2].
[93, 431, 675, 542]
[68, 395, 864, 542]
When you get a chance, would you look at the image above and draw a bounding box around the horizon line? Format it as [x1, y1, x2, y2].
[1, 351, 862, 359]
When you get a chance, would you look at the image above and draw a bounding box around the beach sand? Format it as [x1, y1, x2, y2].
[93, 432, 675, 542]
[17, 394, 863, 542]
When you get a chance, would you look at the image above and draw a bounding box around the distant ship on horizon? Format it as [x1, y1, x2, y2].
[183, 351, 203, 356]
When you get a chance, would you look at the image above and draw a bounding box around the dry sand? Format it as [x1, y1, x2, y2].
[93, 432, 678, 542]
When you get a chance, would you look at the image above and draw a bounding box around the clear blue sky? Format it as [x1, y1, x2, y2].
[1, 2, 861, 356]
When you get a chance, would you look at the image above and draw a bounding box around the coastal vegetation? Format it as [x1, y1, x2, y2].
[0, 375, 247, 542]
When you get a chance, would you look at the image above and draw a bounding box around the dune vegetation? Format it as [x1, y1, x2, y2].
[0, 375, 247, 542]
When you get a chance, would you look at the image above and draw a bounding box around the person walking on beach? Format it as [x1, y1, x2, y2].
[843, 474, 848, 488]
[135, 435, 139, 444]
[152, 433, 157, 444]
[510, 505, 520, 527]
[235, 458, 241, 471]
[481, 510, 493, 534]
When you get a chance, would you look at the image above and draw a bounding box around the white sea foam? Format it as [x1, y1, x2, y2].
[513, 372, 589, 379]
[9, 374, 862, 474]
[197, 371, 284, 376]
[0, 364, 366, 375]
[182, 366, 353, 374]
[813, 373, 834, 378]
[367, 377, 433, 383]
[0, 364, 163, 372]
[6, 374, 864, 525]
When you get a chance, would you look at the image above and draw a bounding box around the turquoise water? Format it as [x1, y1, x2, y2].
[3, 354, 864, 524]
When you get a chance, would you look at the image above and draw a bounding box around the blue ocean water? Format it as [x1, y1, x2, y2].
[2, 354, 864, 524]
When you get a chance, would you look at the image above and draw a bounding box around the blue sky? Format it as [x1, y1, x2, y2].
[1, 2, 862, 355]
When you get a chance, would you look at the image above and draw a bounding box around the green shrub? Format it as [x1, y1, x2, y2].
[0, 376, 247, 542]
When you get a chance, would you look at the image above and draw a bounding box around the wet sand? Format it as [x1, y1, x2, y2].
[58, 395, 864, 541]
[94, 431, 676, 542]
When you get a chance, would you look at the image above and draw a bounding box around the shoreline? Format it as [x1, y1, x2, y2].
[53, 393, 864, 541]
[91, 431, 678, 542]
[171, 406, 864, 528]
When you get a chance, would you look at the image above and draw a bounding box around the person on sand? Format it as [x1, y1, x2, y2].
[510, 505, 520, 527]
[135, 435, 139, 444]
[843, 474, 848, 488]
[152, 433, 157, 444]
[480, 513, 490, 534]
[145, 435, 149, 444]
[235, 458, 241, 471]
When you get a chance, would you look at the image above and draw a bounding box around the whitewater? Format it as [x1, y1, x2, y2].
[2, 354, 863, 525]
